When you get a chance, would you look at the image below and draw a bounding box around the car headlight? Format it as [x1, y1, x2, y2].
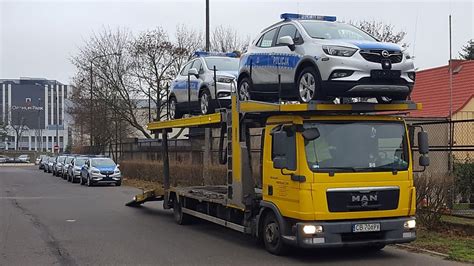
[217, 76, 235, 83]
[404, 219, 416, 229]
[92, 170, 100, 174]
[114, 170, 121, 174]
[322, 45, 357, 57]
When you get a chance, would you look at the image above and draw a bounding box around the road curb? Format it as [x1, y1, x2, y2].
[395, 244, 449, 258]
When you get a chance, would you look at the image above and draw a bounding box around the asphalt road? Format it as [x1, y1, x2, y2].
[0, 166, 466, 265]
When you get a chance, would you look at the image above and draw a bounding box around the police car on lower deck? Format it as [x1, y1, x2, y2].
[238, 13, 416, 103]
[168, 52, 239, 118]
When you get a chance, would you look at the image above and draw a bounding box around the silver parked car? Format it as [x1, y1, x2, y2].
[168, 52, 239, 118]
[67, 156, 88, 183]
[80, 157, 122, 187]
[238, 13, 415, 103]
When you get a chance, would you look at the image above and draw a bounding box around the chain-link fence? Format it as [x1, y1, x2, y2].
[409, 119, 474, 218]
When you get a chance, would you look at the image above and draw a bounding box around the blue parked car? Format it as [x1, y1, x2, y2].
[80, 157, 121, 187]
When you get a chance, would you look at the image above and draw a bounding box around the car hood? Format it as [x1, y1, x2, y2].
[215, 70, 238, 78]
[94, 166, 116, 171]
[316, 39, 402, 52]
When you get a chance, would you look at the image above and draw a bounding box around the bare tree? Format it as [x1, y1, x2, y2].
[173, 25, 204, 79]
[350, 20, 408, 48]
[211, 25, 250, 53]
[129, 27, 189, 121]
[9, 109, 28, 150]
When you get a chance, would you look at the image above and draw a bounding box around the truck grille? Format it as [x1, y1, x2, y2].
[326, 188, 399, 212]
[360, 50, 403, 64]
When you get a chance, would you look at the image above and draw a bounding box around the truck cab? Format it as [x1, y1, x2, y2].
[259, 114, 424, 252]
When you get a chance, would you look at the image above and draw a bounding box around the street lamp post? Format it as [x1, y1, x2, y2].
[89, 52, 121, 153]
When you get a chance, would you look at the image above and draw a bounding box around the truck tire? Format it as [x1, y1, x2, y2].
[262, 212, 288, 255]
[173, 198, 192, 225]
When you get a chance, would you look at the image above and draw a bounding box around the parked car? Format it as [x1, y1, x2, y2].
[46, 156, 56, 173]
[62, 155, 74, 179]
[168, 52, 239, 118]
[54, 155, 67, 178]
[67, 156, 88, 183]
[80, 157, 121, 186]
[17, 154, 30, 163]
[37, 155, 47, 168]
[238, 13, 415, 103]
[40, 156, 49, 170]
[0, 155, 9, 163]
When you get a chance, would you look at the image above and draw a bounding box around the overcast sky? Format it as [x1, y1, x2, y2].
[1, 0, 473, 84]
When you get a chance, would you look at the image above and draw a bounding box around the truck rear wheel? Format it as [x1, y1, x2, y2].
[173, 198, 192, 225]
[262, 212, 288, 255]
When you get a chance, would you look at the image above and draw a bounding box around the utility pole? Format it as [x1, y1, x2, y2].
[37, 97, 42, 151]
[55, 81, 59, 154]
[205, 0, 210, 51]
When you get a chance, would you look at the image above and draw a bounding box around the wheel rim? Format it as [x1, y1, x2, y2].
[200, 93, 209, 114]
[169, 99, 176, 119]
[299, 73, 316, 102]
[239, 82, 250, 101]
[264, 221, 280, 247]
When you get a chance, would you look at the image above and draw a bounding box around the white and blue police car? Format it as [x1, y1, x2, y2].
[168, 52, 239, 118]
[238, 13, 416, 103]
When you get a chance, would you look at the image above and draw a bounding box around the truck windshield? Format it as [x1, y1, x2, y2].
[304, 121, 408, 172]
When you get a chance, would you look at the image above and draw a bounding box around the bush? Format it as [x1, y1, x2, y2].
[120, 160, 226, 186]
[453, 159, 474, 207]
[415, 174, 453, 229]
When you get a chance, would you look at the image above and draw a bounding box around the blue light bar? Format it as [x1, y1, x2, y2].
[280, 13, 336, 22]
[194, 51, 238, 58]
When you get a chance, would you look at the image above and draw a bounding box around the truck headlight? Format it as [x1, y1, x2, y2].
[404, 219, 416, 229]
[322, 45, 357, 57]
[217, 76, 235, 83]
[303, 225, 323, 234]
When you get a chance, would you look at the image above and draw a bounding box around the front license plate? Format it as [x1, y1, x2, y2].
[371, 70, 401, 79]
[352, 223, 381, 233]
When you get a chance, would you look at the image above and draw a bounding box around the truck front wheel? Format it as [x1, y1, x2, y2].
[262, 212, 288, 255]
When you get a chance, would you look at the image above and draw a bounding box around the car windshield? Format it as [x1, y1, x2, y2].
[300, 21, 376, 41]
[304, 121, 408, 172]
[204, 57, 239, 71]
[75, 158, 87, 166]
[59, 156, 66, 163]
[66, 157, 73, 163]
[91, 158, 115, 167]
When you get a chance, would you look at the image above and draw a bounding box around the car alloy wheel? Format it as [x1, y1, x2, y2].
[200, 91, 210, 115]
[239, 81, 251, 101]
[169, 98, 176, 119]
[298, 72, 316, 103]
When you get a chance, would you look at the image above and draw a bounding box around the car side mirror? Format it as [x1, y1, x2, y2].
[278, 36, 295, 51]
[418, 131, 429, 155]
[188, 68, 199, 78]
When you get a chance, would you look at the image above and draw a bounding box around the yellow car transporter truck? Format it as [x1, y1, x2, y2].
[127, 92, 430, 255]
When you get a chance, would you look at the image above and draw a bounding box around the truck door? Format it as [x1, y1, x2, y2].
[263, 124, 301, 218]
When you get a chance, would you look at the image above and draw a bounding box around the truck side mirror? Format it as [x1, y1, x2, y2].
[302, 128, 320, 141]
[419, 155, 430, 167]
[418, 131, 429, 154]
[278, 36, 295, 51]
[188, 68, 199, 78]
[271, 128, 296, 171]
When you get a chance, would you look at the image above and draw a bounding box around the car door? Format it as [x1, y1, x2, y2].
[248, 27, 279, 93]
[189, 59, 205, 100]
[172, 61, 193, 103]
[272, 24, 304, 91]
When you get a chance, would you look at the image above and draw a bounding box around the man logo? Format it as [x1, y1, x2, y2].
[352, 194, 378, 207]
[381, 50, 390, 58]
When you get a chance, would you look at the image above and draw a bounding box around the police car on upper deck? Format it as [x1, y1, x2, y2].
[168, 52, 239, 118]
[238, 13, 416, 103]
